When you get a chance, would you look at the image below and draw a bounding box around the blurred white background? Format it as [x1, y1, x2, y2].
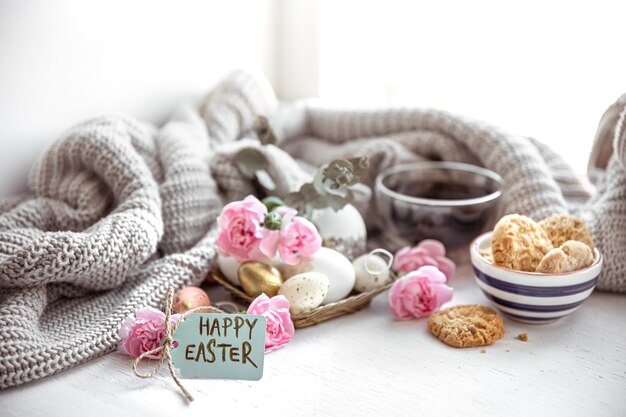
[1, 0, 625, 195]
[0, 0, 275, 195]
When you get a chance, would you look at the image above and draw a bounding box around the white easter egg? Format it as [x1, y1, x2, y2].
[352, 254, 391, 293]
[274, 247, 356, 304]
[217, 254, 241, 286]
[273, 258, 314, 279]
[278, 272, 329, 314]
[313, 247, 356, 304]
[311, 204, 367, 259]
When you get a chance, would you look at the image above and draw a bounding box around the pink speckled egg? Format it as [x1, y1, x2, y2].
[172, 287, 211, 313]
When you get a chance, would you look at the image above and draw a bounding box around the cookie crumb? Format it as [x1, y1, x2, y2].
[480, 349, 486, 354]
[517, 333, 528, 342]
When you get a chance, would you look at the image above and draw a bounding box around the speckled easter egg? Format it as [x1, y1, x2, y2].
[217, 254, 242, 285]
[278, 272, 329, 314]
[352, 254, 391, 293]
[173, 287, 211, 314]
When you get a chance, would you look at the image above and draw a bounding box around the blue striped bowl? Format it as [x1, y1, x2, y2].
[471, 232, 602, 324]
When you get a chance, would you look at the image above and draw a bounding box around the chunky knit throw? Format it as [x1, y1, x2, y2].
[1, 71, 624, 388]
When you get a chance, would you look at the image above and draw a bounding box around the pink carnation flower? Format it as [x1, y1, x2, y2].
[216, 195, 267, 262]
[388, 265, 453, 319]
[258, 206, 297, 259]
[393, 239, 456, 280]
[277, 210, 321, 265]
[247, 294, 295, 353]
[118, 307, 180, 358]
[259, 207, 321, 265]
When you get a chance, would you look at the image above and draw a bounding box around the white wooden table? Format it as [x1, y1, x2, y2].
[1, 260, 625, 417]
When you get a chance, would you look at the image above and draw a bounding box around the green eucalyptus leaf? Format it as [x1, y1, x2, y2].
[308, 195, 328, 209]
[325, 159, 355, 185]
[323, 178, 348, 198]
[313, 169, 327, 195]
[278, 156, 371, 215]
[347, 156, 370, 182]
[300, 203, 314, 220]
[331, 189, 354, 210]
[234, 148, 269, 178]
[255, 170, 276, 191]
[325, 194, 349, 211]
[284, 191, 309, 215]
[292, 183, 319, 207]
[283, 192, 300, 207]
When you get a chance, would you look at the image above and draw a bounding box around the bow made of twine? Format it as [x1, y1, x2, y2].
[132, 287, 229, 403]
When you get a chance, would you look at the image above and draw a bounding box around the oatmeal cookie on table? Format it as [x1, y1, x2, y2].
[491, 214, 553, 272]
[428, 305, 505, 348]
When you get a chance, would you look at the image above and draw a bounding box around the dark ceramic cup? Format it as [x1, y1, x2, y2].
[375, 161, 504, 249]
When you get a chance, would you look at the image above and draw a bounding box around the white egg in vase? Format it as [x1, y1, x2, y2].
[311, 204, 367, 260]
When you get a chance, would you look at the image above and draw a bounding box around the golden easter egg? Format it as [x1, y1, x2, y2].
[238, 262, 283, 298]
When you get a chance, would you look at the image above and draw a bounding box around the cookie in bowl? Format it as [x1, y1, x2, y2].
[491, 214, 553, 272]
[539, 214, 595, 249]
[536, 240, 594, 273]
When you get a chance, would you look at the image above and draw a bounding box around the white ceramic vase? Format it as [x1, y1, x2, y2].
[311, 204, 367, 260]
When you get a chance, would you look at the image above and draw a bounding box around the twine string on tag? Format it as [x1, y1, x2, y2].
[132, 287, 226, 403]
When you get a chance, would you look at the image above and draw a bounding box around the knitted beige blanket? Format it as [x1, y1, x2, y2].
[1, 71, 624, 388]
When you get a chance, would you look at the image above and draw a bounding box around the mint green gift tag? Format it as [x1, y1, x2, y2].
[170, 313, 266, 380]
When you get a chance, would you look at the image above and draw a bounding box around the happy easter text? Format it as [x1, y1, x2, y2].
[183, 316, 259, 368]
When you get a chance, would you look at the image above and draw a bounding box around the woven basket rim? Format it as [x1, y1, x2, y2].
[210, 269, 396, 328]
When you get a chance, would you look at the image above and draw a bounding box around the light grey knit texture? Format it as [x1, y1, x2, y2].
[1, 71, 624, 389]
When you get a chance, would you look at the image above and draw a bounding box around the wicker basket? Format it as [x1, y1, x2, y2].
[210, 269, 395, 328]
